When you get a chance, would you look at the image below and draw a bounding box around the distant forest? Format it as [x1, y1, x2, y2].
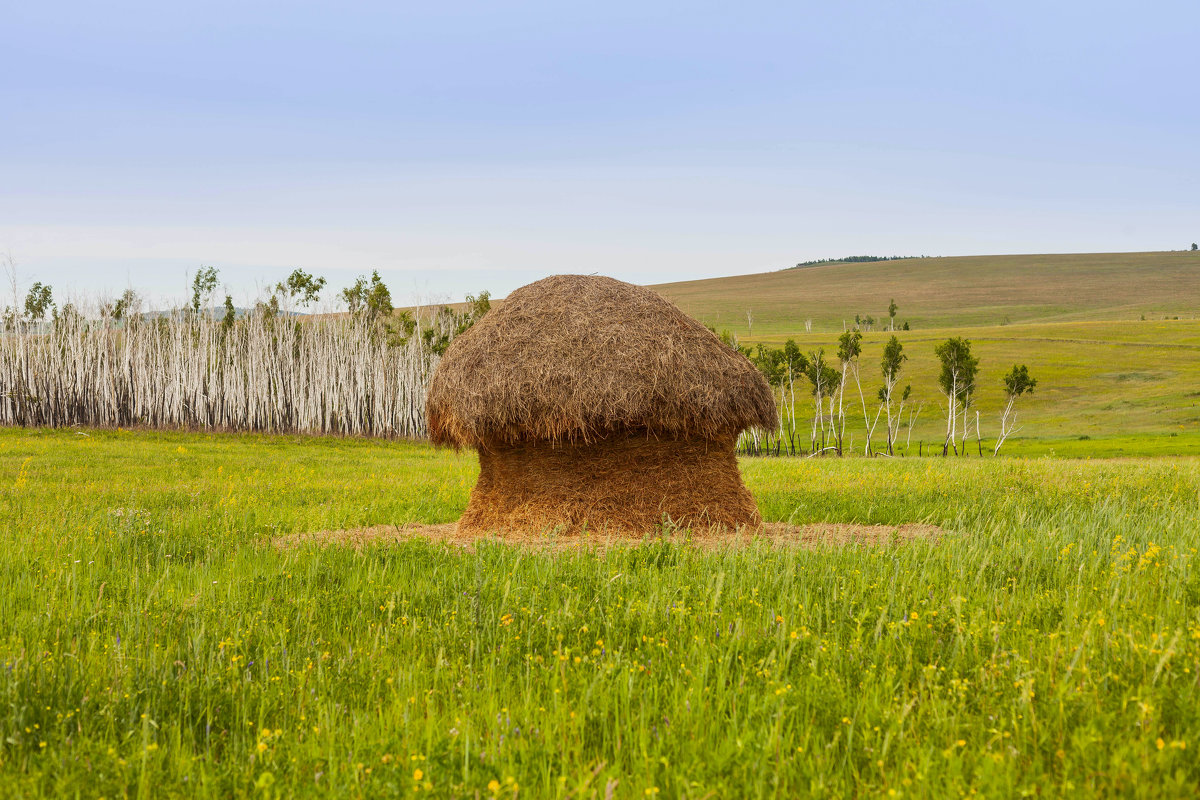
[787, 255, 918, 269]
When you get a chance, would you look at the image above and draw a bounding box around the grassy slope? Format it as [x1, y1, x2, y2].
[652, 250, 1200, 334]
[744, 319, 1200, 449]
[2, 428, 1200, 797]
[646, 252, 1200, 449]
[408, 251, 1200, 448]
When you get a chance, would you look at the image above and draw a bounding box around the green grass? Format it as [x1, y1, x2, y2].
[744, 318, 1200, 446]
[3, 428, 1200, 797]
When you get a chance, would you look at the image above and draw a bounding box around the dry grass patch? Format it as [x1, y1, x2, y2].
[272, 521, 943, 552]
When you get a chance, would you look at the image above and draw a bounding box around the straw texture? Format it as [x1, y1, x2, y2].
[427, 275, 776, 448]
[456, 434, 761, 534]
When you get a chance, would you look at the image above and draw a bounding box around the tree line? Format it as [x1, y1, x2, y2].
[0, 266, 489, 437]
[731, 329, 1036, 457]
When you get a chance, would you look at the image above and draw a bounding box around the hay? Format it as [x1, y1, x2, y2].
[427, 275, 776, 449]
[457, 433, 759, 535]
[273, 522, 944, 552]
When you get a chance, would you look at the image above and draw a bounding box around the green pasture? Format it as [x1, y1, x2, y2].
[2, 427, 1199, 797]
[743, 319, 1200, 448]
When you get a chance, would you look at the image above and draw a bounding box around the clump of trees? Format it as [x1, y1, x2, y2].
[732, 328, 1036, 458]
[789, 255, 915, 269]
[0, 265, 491, 438]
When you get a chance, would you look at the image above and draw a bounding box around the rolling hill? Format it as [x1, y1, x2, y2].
[643, 251, 1200, 454]
[652, 250, 1200, 335]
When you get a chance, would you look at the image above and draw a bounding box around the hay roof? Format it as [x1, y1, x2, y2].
[427, 275, 776, 448]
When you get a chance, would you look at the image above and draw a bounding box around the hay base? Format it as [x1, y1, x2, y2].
[459, 435, 760, 534]
[274, 521, 943, 552]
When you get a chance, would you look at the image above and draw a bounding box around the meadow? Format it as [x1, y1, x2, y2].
[653, 250, 1200, 334]
[747, 318, 1200, 451]
[2, 427, 1199, 797]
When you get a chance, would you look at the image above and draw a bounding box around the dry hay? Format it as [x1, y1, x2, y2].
[273, 521, 943, 552]
[459, 433, 760, 535]
[426, 275, 776, 449]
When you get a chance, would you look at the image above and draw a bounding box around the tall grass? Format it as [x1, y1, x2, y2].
[0, 307, 453, 437]
[1, 428, 1198, 797]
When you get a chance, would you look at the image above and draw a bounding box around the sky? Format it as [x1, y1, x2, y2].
[2, 1, 1197, 309]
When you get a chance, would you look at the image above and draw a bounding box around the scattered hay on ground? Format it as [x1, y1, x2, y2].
[272, 521, 943, 552]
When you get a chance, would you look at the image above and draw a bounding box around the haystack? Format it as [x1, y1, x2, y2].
[426, 275, 776, 534]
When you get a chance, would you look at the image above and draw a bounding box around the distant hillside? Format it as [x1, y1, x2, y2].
[651, 251, 1200, 336]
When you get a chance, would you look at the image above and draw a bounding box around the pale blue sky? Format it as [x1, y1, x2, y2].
[2, 1, 1197, 307]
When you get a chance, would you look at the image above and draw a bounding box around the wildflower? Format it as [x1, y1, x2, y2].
[414, 769, 423, 781]
[487, 779, 500, 793]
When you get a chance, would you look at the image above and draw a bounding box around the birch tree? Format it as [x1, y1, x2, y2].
[935, 337, 979, 456]
[994, 364, 1037, 455]
[804, 349, 839, 454]
[879, 335, 908, 455]
[835, 331, 862, 455]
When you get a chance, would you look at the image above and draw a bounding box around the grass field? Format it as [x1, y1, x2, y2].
[745, 318, 1200, 448]
[652, 251, 1200, 334]
[419, 251, 1200, 452]
[3, 427, 1199, 797]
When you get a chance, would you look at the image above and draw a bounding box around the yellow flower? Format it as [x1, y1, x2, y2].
[487, 780, 500, 793]
[1156, 738, 1165, 750]
[413, 769, 423, 781]
[256, 742, 268, 753]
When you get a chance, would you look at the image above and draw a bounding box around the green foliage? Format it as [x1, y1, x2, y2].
[836, 330, 862, 364]
[881, 335, 906, 383]
[707, 325, 752, 358]
[789, 255, 914, 269]
[935, 337, 980, 402]
[411, 291, 492, 355]
[190, 266, 220, 315]
[110, 289, 139, 322]
[277, 269, 328, 308]
[752, 340, 808, 387]
[1003, 364, 1037, 398]
[804, 349, 839, 397]
[23, 282, 54, 321]
[340, 271, 393, 322]
[2, 428, 1200, 796]
[222, 294, 236, 331]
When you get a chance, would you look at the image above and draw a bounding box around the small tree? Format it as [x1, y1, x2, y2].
[879, 335, 908, 455]
[804, 349, 839, 453]
[24, 282, 54, 322]
[1192, 242, 1198, 251]
[994, 364, 1037, 455]
[111, 289, 140, 323]
[934, 337, 979, 456]
[888, 298, 898, 330]
[277, 269, 327, 309]
[222, 294, 237, 332]
[190, 267, 220, 315]
[835, 330, 863, 455]
[341, 271, 393, 323]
